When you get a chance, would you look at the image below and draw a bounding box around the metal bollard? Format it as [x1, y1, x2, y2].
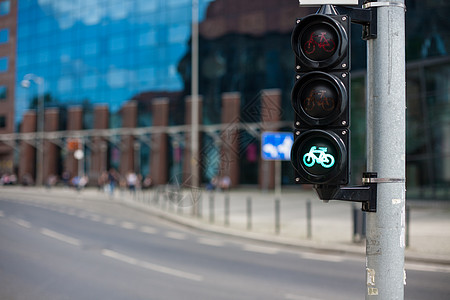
[247, 196, 252, 231]
[209, 193, 215, 223]
[406, 205, 410, 248]
[306, 199, 312, 239]
[275, 198, 280, 235]
[197, 193, 202, 218]
[224, 193, 230, 226]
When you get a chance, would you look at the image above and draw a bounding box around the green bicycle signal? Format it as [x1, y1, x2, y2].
[303, 146, 335, 168]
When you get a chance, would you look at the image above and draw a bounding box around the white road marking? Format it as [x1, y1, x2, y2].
[243, 244, 279, 255]
[11, 218, 32, 229]
[406, 262, 450, 273]
[120, 221, 137, 230]
[140, 226, 157, 234]
[103, 218, 117, 225]
[101, 249, 203, 282]
[285, 293, 323, 300]
[165, 231, 187, 240]
[77, 212, 90, 219]
[300, 252, 344, 263]
[40, 228, 81, 247]
[89, 214, 102, 222]
[66, 209, 77, 216]
[0, 210, 4, 217]
[197, 237, 225, 247]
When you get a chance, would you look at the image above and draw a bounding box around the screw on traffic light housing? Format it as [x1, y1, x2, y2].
[290, 8, 350, 186]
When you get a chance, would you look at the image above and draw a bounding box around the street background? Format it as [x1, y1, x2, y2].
[3, 185, 449, 265]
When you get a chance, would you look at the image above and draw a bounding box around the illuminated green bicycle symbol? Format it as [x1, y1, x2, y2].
[303, 146, 335, 168]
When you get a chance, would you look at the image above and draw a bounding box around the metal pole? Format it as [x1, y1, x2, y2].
[365, 1, 406, 299]
[275, 160, 281, 197]
[191, 0, 200, 189]
[275, 198, 280, 234]
[246, 196, 252, 230]
[37, 80, 44, 186]
[209, 192, 214, 223]
[224, 193, 230, 226]
[306, 199, 312, 239]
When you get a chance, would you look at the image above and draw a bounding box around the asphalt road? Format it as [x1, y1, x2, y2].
[0, 194, 449, 300]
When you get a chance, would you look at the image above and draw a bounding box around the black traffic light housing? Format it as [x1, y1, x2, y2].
[289, 4, 379, 212]
[290, 8, 351, 186]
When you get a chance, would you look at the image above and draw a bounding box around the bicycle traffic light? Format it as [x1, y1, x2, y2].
[290, 10, 351, 186]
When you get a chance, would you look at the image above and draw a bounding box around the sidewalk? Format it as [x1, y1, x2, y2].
[2, 186, 450, 265]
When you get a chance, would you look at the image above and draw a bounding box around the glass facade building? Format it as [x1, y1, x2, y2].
[1, 0, 449, 199]
[15, 0, 213, 122]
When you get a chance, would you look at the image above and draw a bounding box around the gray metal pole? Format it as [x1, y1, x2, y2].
[365, 1, 406, 299]
[246, 196, 252, 231]
[191, 0, 200, 188]
[37, 80, 45, 186]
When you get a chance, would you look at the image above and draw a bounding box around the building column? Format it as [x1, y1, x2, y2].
[220, 92, 240, 188]
[90, 105, 109, 184]
[18, 111, 36, 184]
[150, 98, 169, 185]
[64, 106, 83, 179]
[258, 89, 282, 190]
[183, 96, 203, 186]
[120, 101, 137, 176]
[43, 108, 59, 182]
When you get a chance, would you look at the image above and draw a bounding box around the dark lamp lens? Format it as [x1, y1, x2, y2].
[299, 79, 338, 119]
[300, 23, 338, 61]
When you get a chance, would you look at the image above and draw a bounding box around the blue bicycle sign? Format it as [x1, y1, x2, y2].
[303, 146, 335, 168]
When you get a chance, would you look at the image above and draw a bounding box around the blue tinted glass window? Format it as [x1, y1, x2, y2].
[168, 0, 191, 7]
[82, 74, 98, 90]
[168, 24, 189, 43]
[18, 0, 32, 9]
[37, 19, 52, 34]
[0, 85, 6, 100]
[167, 6, 191, 23]
[109, 53, 128, 69]
[136, 0, 158, 13]
[18, 23, 31, 39]
[79, 5, 103, 27]
[137, 67, 156, 84]
[109, 35, 126, 52]
[83, 40, 99, 56]
[0, 29, 8, 44]
[108, 1, 133, 21]
[138, 30, 157, 47]
[0, 1, 10, 16]
[107, 69, 127, 88]
[58, 77, 73, 94]
[37, 50, 50, 63]
[0, 57, 8, 72]
[17, 55, 29, 68]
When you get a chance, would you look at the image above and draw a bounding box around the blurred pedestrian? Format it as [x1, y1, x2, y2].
[107, 168, 118, 196]
[127, 171, 138, 193]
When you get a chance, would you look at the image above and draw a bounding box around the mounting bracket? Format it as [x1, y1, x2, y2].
[314, 172, 378, 212]
[336, 0, 378, 40]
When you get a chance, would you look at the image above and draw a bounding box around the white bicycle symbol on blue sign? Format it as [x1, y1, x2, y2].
[303, 146, 335, 168]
